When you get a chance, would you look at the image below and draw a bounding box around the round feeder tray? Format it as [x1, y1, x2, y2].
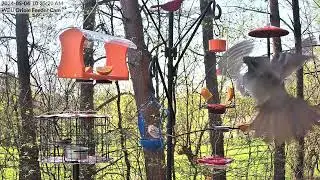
[206, 104, 226, 114]
[140, 138, 163, 151]
[197, 156, 233, 170]
[248, 25, 289, 38]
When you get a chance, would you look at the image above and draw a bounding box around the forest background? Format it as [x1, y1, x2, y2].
[0, 0, 320, 179]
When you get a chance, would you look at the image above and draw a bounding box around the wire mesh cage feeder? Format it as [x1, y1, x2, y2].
[36, 112, 112, 164]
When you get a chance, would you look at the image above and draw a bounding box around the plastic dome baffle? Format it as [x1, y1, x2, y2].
[248, 25, 289, 57]
[58, 28, 137, 81]
[248, 25, 289, 38]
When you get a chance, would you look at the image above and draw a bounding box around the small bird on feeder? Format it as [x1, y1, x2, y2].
[150, 0, 184, 12]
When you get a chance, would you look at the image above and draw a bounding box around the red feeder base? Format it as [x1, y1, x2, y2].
[197, 156, 233, 170]
[207, 104, 226, 114]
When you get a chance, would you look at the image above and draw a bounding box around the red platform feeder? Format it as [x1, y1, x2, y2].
[197, 156, 233, 170]
[206, 104, 226, 114]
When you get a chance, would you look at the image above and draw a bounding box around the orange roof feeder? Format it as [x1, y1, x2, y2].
[209, 39, 226, 52]
[58, 28, 137, 81]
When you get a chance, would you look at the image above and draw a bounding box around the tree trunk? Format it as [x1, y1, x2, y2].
[292, 0, 304, 179]
[200, 0, 225, 179]
[270, 0, 285, 179]
[116, 82, 131, 180]
[16, 3, 41, 179]
[78, 0, 96, 179]
[119, 0, 166, 179]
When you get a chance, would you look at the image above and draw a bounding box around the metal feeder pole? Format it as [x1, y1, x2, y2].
[166, 11, 175, 180]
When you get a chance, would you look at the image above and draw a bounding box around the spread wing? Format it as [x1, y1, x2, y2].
[301, 36, 317, 55]
[271, 53, 312, 81]
[217, 40, 255, 95]
[218, 40, 255, 79]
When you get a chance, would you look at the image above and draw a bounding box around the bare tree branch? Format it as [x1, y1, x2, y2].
[96, 92, 133, 111]
[0, 36, 16, 40]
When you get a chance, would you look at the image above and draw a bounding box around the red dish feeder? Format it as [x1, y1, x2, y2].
[206, 104, 226, 114]
[248, 25, 289, 38]
[209, 39, 226, 52]
[197, 156, 233, 169]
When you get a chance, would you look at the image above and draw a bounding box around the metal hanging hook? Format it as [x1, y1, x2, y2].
[213, 4, 222, 20]
[211, 1, 222, 36]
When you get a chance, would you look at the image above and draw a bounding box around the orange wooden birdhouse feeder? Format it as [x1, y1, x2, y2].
[209, 39, 226, 52]
[58, 28, 137, 81]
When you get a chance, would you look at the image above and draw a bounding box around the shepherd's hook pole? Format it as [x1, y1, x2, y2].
[166, 11, 175, 180]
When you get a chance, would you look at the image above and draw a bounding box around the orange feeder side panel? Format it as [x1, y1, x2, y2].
[104, 43, 129, 80]
[58, 28, 86, 78]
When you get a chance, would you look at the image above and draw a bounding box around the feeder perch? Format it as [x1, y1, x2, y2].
[36, 112, 112, 164]
[197, 156, 233, 170]
[58, 28, 137, 81]
[138, 112, 164, 151]
[206, 104, 226, 114]
[248, 25, 289, 38]
[212, 126, 239, 132]
[200, 87, 213, 101]
[209, 39, 226, 52]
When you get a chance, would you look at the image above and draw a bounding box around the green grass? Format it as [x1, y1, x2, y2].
[1, 136, 319, 179]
